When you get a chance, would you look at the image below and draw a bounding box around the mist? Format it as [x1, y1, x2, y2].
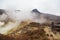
[0, 0, 60, 16]
[0, 0, 60, 34]
[0, 8, 47, 34]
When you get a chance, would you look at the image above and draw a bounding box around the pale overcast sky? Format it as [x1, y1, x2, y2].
[0, 0, 60, 16]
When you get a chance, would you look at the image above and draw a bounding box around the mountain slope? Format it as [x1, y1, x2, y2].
[32, 9, 60, 23]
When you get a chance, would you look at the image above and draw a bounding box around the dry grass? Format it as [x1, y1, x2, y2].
[0, 22, 60, 40]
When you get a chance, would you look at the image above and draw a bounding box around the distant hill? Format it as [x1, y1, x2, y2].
[32, 9, 60, 23]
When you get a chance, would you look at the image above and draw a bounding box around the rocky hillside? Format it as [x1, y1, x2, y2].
[0, 9, 60, 40]
[32, 9, 60, 23]
[0, 22, 49, 40]
[0, 22, 60, 40]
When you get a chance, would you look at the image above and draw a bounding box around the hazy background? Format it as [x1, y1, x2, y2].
[0, 0, 60, 16]
[0, 0, 60, 34]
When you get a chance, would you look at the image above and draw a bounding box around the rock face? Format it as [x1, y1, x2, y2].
[32, 9, 40, 13]
[0, 9, 5, 15]
[0, 9, 8, 23]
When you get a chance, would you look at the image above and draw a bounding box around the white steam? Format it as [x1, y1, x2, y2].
[5, 8, 47, 24]
[0, 8, 47, 34]
[5, 9, 33, 23]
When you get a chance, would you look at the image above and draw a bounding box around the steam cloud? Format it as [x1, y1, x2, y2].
[4, 8, 47, 24]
